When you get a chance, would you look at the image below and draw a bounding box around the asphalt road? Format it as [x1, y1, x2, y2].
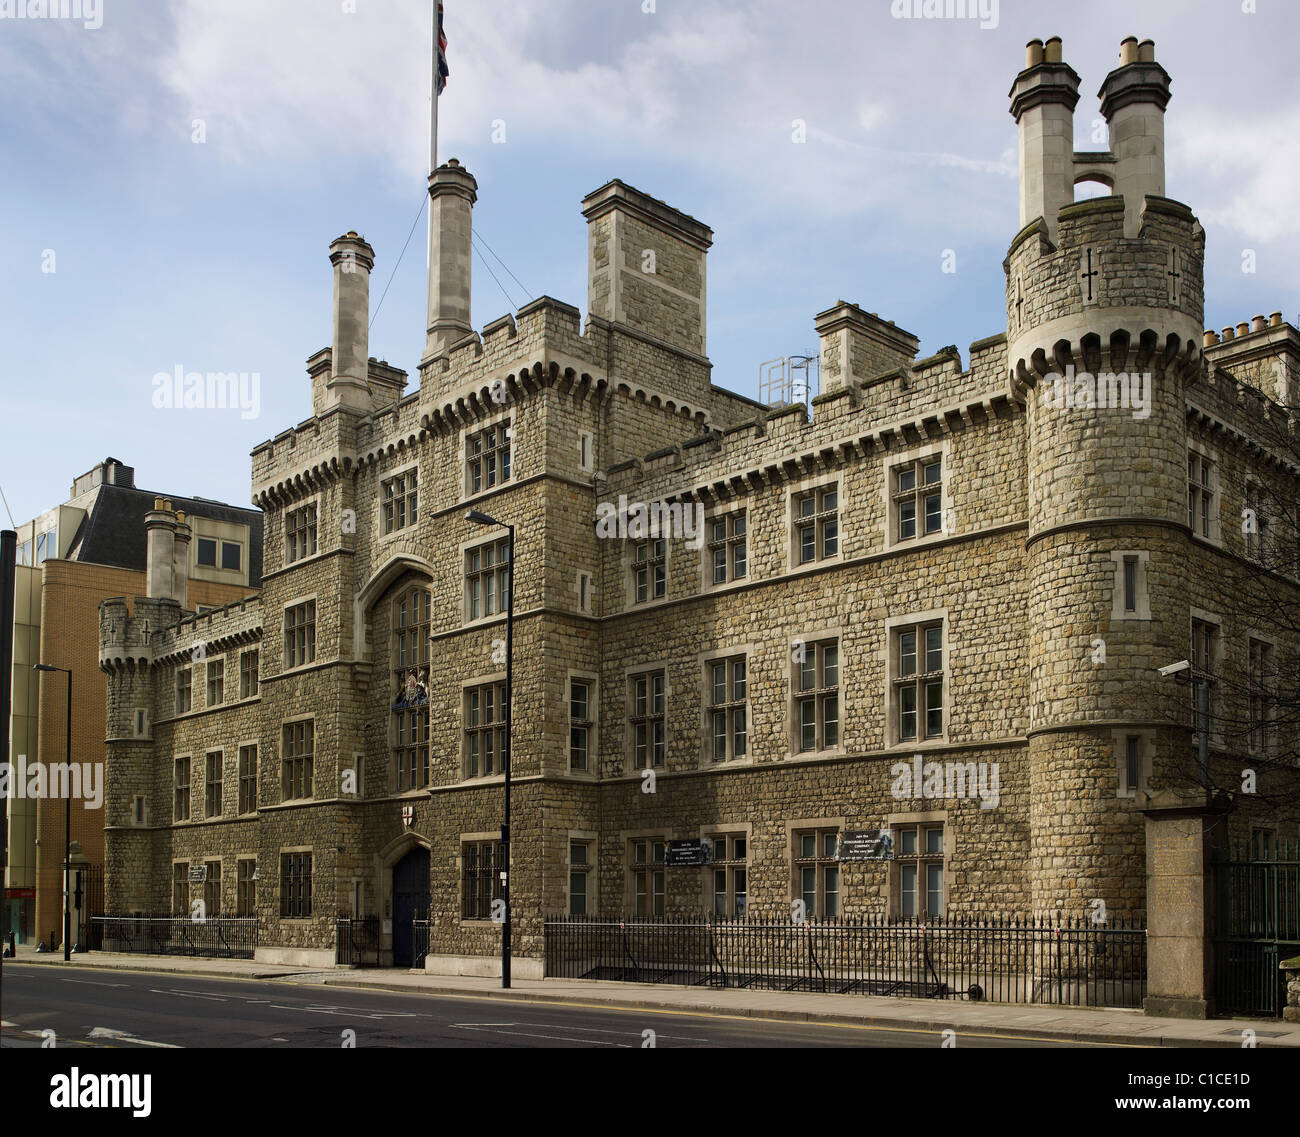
[0, 963, 1102, 1048]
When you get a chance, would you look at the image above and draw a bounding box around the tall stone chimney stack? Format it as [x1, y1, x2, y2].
[423, 158, 478, 362]
[1009, 36, 1080, 244]
[171, 510, 191, 610]
[1099, 37, 1172, 237]
[325, 231, 375, 414]
[145, 499, 176, 601]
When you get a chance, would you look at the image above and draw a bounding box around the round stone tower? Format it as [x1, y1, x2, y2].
[1007, 37, 1205, 917]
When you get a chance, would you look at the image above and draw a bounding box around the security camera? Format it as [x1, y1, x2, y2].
[1157, 659, 1191, 677]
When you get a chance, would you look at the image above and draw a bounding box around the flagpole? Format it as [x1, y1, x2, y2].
[425, 1, 439, 280]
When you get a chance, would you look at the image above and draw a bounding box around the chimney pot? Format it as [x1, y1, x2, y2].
[1269, 311, 1283, 327]
[1026, 39, 1044, 67]
[1237, 322, 1250, 338]
[1221, 327, 1235, 342]
[1138, 39, 1155, 62]
[1251, 314, 1267, 333]
[1044, 36, 1062, 63]
[1120, 36, 1139, 64]
[1203, 330, 1219, 347]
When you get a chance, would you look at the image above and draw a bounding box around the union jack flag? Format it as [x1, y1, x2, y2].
[436, 2, 449, 95]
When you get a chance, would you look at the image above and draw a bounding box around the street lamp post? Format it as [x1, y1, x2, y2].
[465, 510, 514, 988]
[33, 663, 72, 961]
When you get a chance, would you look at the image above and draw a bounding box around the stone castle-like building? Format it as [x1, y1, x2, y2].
[99, 36, 1298, 972]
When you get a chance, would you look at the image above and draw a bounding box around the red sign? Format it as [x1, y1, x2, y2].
[4, 888, 35, 900]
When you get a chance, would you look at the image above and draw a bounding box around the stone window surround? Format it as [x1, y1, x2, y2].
[699, 504, 748, 592]
[623, 526, 670, 610]
[578, 429, 595, 473]
[574, 569, 594, 615]
[1187, 441, 1221, 546]
[620, 827, 671, 914]
[699, 643, 755, 768]
[458, 829, 504, 927]
[236, 854, 257, 918]
[175, 664, 193, 715]
[278, 846, 314, 922]
[281, 593, 318, 672]
[237, 648, 260, 701]
[237, 739, 259, 815]
[171, 858, 190, 914]
[459, 533, 511, 626]
[131, 707, 151, 740]
[883, 608, 951, 749]
[624, 658, 672, 775]
[279, 714, 316, 803]
[1189, 606, 1225, 748]
[1109, 549, 1152, 621]
[284, 494, 322, 567]
[885, 809, 952, 919]
[1244, 629, 1279, 759]
[346, 752, 365, 799]
[202, 856, 223, 916]
[785, 472, 844, 574]
[566, 670, 599, 779]
[1113, 729, 1154, 798]
[205, 655, 225, 708]
[784, 815, 846, 915]
[462, 414, 513, 497]
[1242, 473, 1272, 564]
[204, 748, 224, 819]
[566, 830, 597, 915]
[378, 460, 420, 542]
[882, 439, 953, 553]
[173, 754, 192, 823]
[698, 821, 752, 915]
[787, 628, 845, 759]
[460, 670, 508, 783]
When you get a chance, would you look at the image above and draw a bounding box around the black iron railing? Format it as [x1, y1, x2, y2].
[545, 913, 1147, 1008]
[1214, 839, 1300, 1017]
[94, 915, 258, 960]
[412, 918, 431, 969]
[335, 916, 380, 967]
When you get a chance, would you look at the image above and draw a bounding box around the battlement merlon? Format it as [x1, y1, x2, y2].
[99, 594, 263, 673]
[1006, 193, 1205, 392]
[603, 334, 1013, 505]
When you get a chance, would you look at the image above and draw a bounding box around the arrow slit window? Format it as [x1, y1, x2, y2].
[392, 586, 431, 790]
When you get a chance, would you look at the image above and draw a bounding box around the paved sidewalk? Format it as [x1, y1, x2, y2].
[6, 944, 1295, 1047]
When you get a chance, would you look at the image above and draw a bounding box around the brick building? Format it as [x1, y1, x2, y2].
[4, 457, 261, 946]
[99, 37, 1297, 974]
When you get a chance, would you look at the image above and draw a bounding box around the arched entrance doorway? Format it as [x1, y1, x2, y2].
[391, 847, 430, 968]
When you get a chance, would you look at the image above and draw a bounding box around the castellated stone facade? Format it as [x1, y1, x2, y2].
[100, 37, 1299, 972]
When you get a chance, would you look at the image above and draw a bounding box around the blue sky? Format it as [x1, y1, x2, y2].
[1, 0, 1297, 524]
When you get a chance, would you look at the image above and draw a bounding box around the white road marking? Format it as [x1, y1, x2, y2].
[149, 988, 229, 1001]
[266, 1003, 417, 1019]
[44, 977, 129, 989]
[453, 1025, 627, 1045]
[86, 1027, 181, 1049]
